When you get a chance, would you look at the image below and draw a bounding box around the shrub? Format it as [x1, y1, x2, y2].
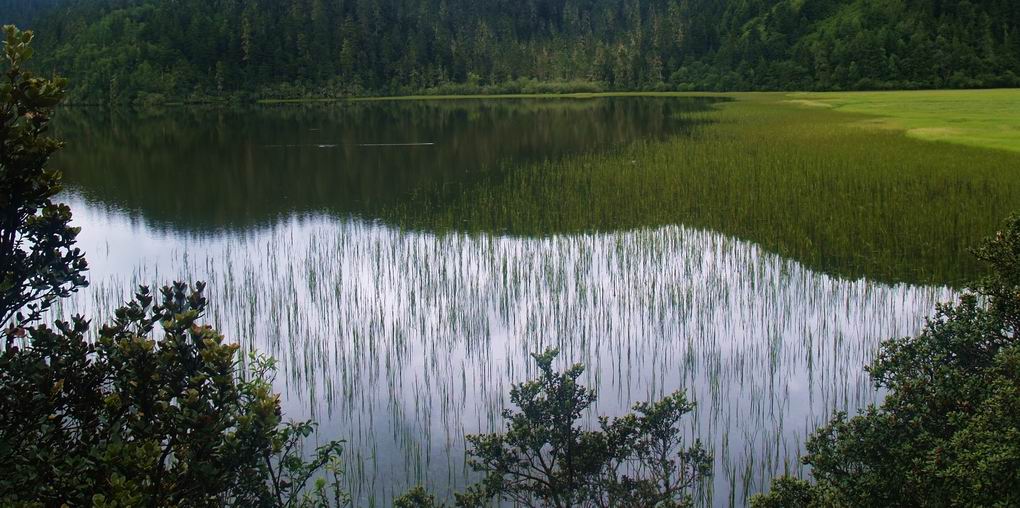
[400, 348, 711, 507]
[752, 216, 1020, 507]
[0, 25, 87, 345]
[0, 283, 347, 507]
[0, 26, 347, 507]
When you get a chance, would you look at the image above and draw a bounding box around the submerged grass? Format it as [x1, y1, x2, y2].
[61, 91, 1020, 285]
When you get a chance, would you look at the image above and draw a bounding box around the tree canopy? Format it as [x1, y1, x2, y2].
[3, 0, 1018, 102]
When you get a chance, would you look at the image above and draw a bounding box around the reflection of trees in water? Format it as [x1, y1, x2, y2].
[53, 98, 720, 232]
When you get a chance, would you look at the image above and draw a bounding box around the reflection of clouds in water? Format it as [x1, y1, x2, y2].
[57, 200, 952, 506]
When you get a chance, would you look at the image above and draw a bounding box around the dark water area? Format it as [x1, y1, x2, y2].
[54, 97, 718, 232]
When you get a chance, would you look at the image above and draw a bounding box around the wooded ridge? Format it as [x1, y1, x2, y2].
[4, 0, 1019, 102]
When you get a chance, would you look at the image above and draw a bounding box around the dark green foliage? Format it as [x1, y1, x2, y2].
[16, 0, 1020, 102]
[0, 0, 66, 27]
[752, 215, 1020, 507]
[0, 283, 348, 506]
[0, 25, 87, 343]
[394, 486, 444, 508]
[746, 477, 825, 508]
[453, 348, 711, 508]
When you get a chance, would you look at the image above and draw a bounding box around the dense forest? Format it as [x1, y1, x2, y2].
[3, 0, 1020, 101]
[0, 0, 62, 27]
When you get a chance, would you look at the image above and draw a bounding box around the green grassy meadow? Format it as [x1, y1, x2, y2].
[787, 89, 1020, 153]
[382, 90, 1020, 285]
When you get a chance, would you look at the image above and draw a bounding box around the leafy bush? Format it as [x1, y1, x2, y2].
[1, 283, 347, 507]
[0, 25, 346, 507]
[394, 486, 444, 508]
[752, 216, 1020, 507]
[0, 25, 87, 344]
[399, 349, 711, 507]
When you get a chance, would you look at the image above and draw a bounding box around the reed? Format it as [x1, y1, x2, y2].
[52, 204, 952, 505]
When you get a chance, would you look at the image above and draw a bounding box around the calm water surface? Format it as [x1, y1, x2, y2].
[52, 98, 956, 506]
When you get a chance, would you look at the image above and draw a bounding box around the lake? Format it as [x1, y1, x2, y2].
[49, 95, 1019, 505]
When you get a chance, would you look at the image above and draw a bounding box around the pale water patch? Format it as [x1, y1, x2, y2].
[51, 198, 953, 506]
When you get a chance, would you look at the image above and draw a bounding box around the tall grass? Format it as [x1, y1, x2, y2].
[383, 94, 1020, 286]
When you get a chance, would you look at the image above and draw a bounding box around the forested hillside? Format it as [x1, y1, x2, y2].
[0, 0, 64, 27]
[7, 0, 1020, 102]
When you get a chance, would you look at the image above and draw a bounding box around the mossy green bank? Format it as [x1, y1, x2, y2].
[788, 89, 1020, 153]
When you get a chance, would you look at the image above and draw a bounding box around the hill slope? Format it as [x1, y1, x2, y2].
[12, 0, 1020, 101]
[0, 0, 66, 27]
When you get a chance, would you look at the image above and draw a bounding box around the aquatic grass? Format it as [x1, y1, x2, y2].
[42, 92, 1019, 505]
[50, 204, 952, 505]
[383, 93, 1020, 286]
[53, 93, 1020, 286]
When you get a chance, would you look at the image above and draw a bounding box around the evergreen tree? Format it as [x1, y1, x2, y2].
[6, 0, 1016, 102]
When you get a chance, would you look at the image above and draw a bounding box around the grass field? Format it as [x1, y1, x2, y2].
[787, 89, 1020, 153]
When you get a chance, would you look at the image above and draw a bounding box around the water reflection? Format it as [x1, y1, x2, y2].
[48, 97, 995, 505]
[54, 98, 716, 232]
[56, 203, 950, 506]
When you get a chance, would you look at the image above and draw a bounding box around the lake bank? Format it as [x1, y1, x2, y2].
[258, 88, 1020, 152]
